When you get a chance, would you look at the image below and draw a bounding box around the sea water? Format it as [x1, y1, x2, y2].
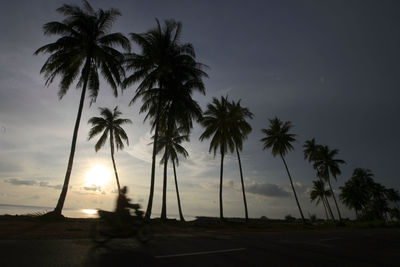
[0, 203, 197, 220]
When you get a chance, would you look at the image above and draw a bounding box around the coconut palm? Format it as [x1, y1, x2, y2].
[228, 100, 253, 221]
[310, 180, 331, 220]
[303, 138, 318, 162]
[260, 117, 306, 224]
[303, 139, 335, 221]
[200, 96, 235, 219]
[313, 145, 345, 221]
[124, 19, 207, 220]
[155, 126, 189, 221]
[87, 106, 132, 193]
[34, 0, 129, 217]
[340, 168, 374, 217]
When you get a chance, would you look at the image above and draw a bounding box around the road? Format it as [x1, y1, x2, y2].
[0, 228, 399, 266]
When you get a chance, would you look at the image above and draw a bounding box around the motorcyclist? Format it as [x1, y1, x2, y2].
[115, 186, 142, 221]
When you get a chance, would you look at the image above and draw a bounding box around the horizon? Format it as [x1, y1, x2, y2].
[1, 0, 400, 221]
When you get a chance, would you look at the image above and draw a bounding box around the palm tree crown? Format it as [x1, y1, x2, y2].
[200, 96, 235, 156]
[88, 107, 131, 152]
[35, 0, 130, 103]
[260, 117, 296, 157]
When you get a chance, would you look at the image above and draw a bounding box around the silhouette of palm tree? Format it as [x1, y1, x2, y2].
[34, 0, 129, 217]
[314, 145, 345, 221]
[200, 96, 234, 219]
[310, 180, 331, 220]
[228, 100, 253, 221]
[155, 127, 189, 221]
[124, 19, 207, 220]
[88, 107, 131, 193]
[260, 117, 306, 224]
[304, 139, 335, 221]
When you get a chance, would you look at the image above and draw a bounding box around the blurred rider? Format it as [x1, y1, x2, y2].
[115, 186, 141, 220]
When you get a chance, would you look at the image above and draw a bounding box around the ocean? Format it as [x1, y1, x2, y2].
[0, 204, 98, 218]
[0, 203, 197, 220]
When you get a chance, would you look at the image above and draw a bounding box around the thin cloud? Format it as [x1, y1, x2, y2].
[5, 178, 61, 190]
[5, 178, 37, 186]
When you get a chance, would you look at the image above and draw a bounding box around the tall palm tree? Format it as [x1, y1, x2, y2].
[228, 100, 253, 221]
[303, 139, 335, 221]
[155, 127, 189, 221]
[87, 107, 132, 193]
[310, 180, 331, 220]
[124, 19, 207, 220]
[314, 145, 345, 221]
[260, 117, 306, 224]
[200, 96, 235, 219]
[34, 0, 129, 217]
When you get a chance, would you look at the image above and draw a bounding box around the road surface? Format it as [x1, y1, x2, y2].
[0, 228, 399, 266]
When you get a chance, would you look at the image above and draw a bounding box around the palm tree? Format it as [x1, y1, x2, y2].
[310, 180, 331, 220]
[200, 96, 235, 219]
[303, 139, 335, 221]
[87, 107, 132, 193]
[314, 145, 345, 221]
[34, 0, 129, 217]
[341, 168, 375, 217]
[124, 19, 207, 220]
[228, 100, 253, 221]
[260, 117, 306, 224]
[155, 127, 189, 221]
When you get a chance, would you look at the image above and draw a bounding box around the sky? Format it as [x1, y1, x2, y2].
[1, 0, 400, 220]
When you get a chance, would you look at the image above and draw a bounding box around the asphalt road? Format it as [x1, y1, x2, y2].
[0, 228, 399, 266]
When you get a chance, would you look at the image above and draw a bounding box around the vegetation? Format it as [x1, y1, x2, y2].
[200, 96, 234, 219]
[229, 100, 253, 221]
[32, 1, 399, 224]
[155, 127, 189, 221]
[123, 18, 207, 220]
[87, 106, 132, 193]
[340, 168, 400, 221]
[310, 180, 331, 220]
[261, 117, 306, 224]
[35, 0, 129, 217]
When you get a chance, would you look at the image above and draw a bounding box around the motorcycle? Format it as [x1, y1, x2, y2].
[90, 207, 152, 246]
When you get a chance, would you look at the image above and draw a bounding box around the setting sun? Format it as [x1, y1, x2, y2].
[85, 165, 112, 188]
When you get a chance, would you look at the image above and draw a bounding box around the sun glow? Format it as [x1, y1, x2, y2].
[85, 165, 112, 188]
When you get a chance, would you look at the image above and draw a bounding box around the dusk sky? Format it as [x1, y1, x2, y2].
[1, 0, 399, 219]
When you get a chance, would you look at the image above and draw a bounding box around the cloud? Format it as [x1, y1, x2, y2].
[5, 178, 37, 186]
[246, 182, 290, 197]
[83, 184, 102, 192]
[39, 181, 62, 190]
[4, 178, 61, 190]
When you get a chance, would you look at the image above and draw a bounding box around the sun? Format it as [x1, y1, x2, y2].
[85, 165, 112, 188]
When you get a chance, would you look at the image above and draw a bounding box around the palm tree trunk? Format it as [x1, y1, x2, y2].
[327, 178, 342, 221]
[110, 130, 121, 193]
[145, 100, 161, 220]
[219, 151, 225, 220]
[321, 196, 329, 220]
[172, 159, 185, 221]
[236, 147, 248, 221]
[280, 153, 306, 224]
[53, 59, 90, 216]
[318, 177, 335, 221]
[161, 149, 168, 220]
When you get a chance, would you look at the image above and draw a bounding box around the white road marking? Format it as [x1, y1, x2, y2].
[320, 237, 343, 241]
[155, 248, 246, 258]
